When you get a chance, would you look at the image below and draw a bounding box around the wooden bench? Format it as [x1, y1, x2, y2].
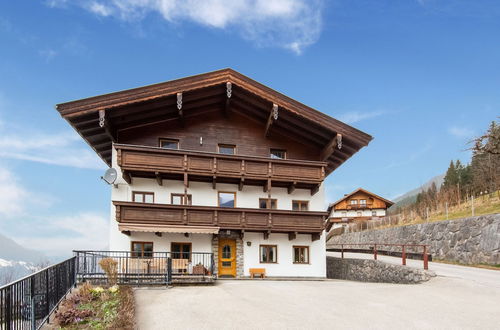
[249, 268, 266, 279]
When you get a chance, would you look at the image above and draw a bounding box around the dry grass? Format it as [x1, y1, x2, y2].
[109, 286, 135, 329]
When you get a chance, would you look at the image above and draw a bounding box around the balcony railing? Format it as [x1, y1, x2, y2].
[113, 201, 327, 234]
[115, 144, 326, 189]
[345, 203, 373, 210]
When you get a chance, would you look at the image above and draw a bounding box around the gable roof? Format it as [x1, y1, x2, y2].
[55, 68, 372, 172]
[328, 188, 394, 212]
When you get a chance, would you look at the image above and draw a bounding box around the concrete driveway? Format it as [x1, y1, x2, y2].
[135, 259, 500, 330]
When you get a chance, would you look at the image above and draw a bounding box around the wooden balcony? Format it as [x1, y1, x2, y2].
[113, 201, 327, 237]
[115, 144, 326, 193]
[345, 203, 373, 210]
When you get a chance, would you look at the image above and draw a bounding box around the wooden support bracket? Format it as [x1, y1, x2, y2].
[320, 133, 342, 162]
[311, 233, 321, 241]
[239, 177, 245, 191]
[288, 181, 297, 194]
[288, 232, 297, 241]
[263, 231, 270, 240]
[122, 170, 132, 184]
[155, 172, 163, 186]
[264, 104, 279, 137]
[121, 231, 131, 236]
[155, 232, 162, 237]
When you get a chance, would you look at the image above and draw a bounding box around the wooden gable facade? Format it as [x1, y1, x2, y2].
[331, 188, 394, 211]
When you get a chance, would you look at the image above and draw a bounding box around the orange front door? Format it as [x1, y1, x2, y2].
[218, 239, 236, 277]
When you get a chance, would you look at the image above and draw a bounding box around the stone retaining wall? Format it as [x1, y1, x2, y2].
[328, 214, 500, 265]
[326, 257, 434, 283]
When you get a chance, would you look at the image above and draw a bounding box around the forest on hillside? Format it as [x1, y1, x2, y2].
[391, 120, 500, 219]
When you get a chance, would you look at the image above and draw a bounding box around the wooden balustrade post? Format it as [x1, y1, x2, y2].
[402, 245, 406, 266]
[423, 246, 429, 270]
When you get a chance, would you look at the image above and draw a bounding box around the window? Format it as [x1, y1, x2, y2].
[171, 242, 192, 260]
[292, 200, 309, 211]
[270, 149, 286, 159]
[360, 199, 366, 205]
[132, 191, 154, 203]
[218, 192, 236, 208]
[293, 246, 309, 264]
[350, 200, 358, 205]
[218, 144, 236, 155]
[171, 193, 192, 205]
[159, 138, 179, 149]
[260, 245, 277, 263]
[131, 241, 153, 258]
[259, 198, 277, 209]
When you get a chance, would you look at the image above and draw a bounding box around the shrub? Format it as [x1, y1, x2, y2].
[99, 257, 118, 286]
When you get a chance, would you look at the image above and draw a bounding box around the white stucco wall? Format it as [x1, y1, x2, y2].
[243, 232, 326, 277]
[108, 146, 327, 277]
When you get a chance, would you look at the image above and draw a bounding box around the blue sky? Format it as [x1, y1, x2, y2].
[0, 0, 498, 257]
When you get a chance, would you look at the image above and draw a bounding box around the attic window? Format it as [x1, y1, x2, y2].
[218, 144, 236, 155]
[270, 149, 287, 159]
[350, 200, 358, 205]
[159, 138, 179, 150]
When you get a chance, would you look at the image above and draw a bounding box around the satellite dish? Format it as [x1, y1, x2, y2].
[101, 168, 117, 185]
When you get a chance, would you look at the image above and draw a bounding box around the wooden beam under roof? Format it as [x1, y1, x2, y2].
[265, 104, 279, 137]
[320, 133, 341, 162]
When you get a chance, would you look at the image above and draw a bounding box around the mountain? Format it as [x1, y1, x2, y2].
[0, 232, 48, 285]
[390, 173, 445, 210]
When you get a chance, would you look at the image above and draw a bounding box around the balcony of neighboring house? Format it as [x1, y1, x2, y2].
[114, 144, 327, 194]
[345, 203, 373, 210]
[113, 201, 328, 240]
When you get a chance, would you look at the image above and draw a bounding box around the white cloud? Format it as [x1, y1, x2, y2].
[49, 0, 324, 54]
[0, 126, 105, 170]
[448, 126, 474, 139]
[38, 48, 58, 62]
[15, 213, 109, 257]
[337, 111, 386, 124]
[0, 167, 29, 216]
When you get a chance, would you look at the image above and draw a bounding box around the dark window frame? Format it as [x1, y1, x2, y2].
[293, 246, 310, 264]
[218, 191, 236, 208]
[131, 241, 153, 258]
[218, 144, 236, 155]
[259, 245, 278, 264]
[171, 193, 192, 205]
[259, 198, 277, 209]
[292, 200, 309, 211]
[270, 148, 287, 159]
[170, 242, 192, 261]
[132, 191, 155, 203]
[159, 138, 179, 150]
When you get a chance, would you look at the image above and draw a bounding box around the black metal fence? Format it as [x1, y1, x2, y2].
[0, 257, 76, 330]
[74, 251, 214, 285]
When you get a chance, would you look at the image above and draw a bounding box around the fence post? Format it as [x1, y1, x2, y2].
[373, 244, 377, 260]
[30, 275, 36, 330]
[45, 268, 50, 322]
[402, 245, 406, 266]
[423, 246, 428, 270]
[341, 244, 344, 259]
[167, 257, 172, 285]
[5, 285, 12, 330]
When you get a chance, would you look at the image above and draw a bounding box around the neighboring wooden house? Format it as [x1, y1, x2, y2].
[55, 69, 371, 278]
[326, 188, 394, 231]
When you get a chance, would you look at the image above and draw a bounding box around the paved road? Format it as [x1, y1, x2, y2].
[135, 258, 500, 330]
[327, 251, 500, 288]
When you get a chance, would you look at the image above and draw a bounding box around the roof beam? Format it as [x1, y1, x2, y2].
[265, 104, 279, 137]
[288, 181, 297, 194]
[320, 133, 342, 162]
[177, 92, 184, 126]
[224, 82, 232, 118]
[155, 172, 163, 186]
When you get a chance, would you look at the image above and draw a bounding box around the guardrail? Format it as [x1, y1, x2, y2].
[327, 243, 430, 270]
[0, 257, 76, 330]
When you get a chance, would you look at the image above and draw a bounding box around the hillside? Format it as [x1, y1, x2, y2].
[390, 173, 445, 210]
[0, 232, 48, 285]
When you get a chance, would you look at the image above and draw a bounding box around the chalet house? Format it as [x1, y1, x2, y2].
[326, 188, 394, 231]
[56, 69, 371, 278]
